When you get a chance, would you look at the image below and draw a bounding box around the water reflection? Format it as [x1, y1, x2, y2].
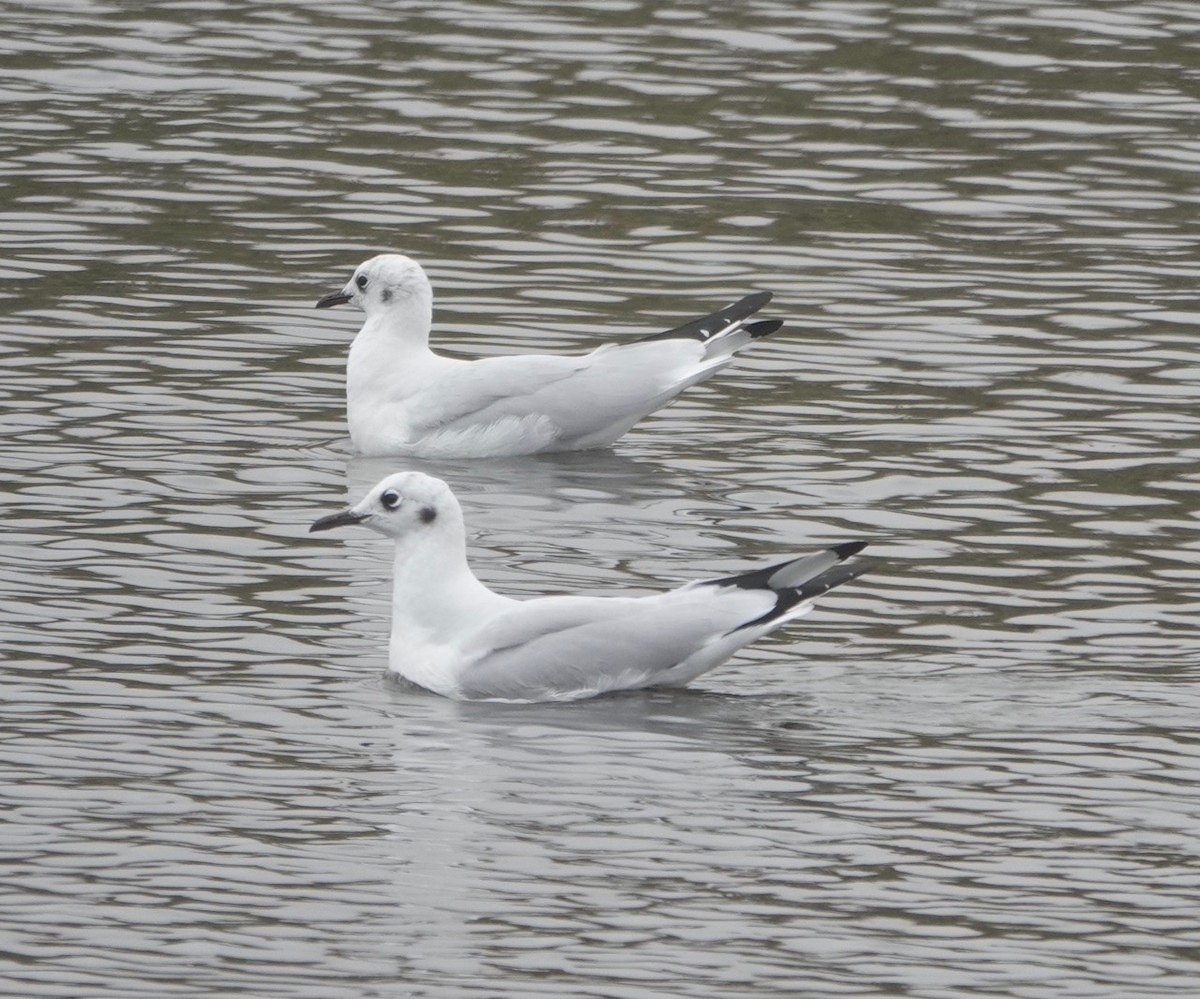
[346, 449, 665, 509]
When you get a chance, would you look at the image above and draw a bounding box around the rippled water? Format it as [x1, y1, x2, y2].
[3, 1, 1199, 996]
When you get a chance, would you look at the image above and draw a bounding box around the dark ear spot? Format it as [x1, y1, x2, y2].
[419, 506, 437, 524]
[381, 288, 393, 304]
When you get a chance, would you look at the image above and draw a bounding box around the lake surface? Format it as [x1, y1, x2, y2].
[2, 1, 1199, 996]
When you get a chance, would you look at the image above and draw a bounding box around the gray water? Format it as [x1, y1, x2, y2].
[3, 2, 1199, 996]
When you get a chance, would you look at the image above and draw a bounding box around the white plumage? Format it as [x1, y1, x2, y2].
[310, 472, 874, 703]
[315, 254, 784, 458]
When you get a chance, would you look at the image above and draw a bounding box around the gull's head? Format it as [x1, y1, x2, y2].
[310, 471, 459, 540]
[315, 254, 431, 316]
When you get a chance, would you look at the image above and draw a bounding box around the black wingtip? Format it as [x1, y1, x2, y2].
[637, 290, 776, 343]
[739, 289, 773, 311]
[730, 556, 876, 633]
[831, 540, 869, 561]
[706, 541, 871, 592]
[745, 319, 783, 339]
[790, 558, 876, 604]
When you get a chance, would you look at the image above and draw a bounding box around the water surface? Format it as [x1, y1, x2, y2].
[2, 2, 1199, 996]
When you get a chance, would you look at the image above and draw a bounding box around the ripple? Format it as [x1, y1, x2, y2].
[3, 1, 1200, 997]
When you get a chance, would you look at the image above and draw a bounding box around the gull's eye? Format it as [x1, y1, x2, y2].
[380, 489, 401, 510]
[355, 274, 368, 290]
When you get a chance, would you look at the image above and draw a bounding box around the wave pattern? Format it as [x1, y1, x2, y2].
[2, 1, 1199, 996]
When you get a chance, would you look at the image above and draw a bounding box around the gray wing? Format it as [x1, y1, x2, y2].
[454, 589, 772, 702]
[408, 291, 782, 439]
[409, 339, 715, 440]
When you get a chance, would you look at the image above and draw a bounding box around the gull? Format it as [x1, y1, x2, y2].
[310, 471, 875, 703]
[315, 254, 785, 458]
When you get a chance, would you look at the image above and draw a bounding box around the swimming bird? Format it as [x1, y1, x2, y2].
[315, 254, 784, 458]
[310, 472, 874, 703]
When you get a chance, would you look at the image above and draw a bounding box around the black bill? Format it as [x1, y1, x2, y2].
[310, 509, 369, 532]
[315, 290, 352, 309]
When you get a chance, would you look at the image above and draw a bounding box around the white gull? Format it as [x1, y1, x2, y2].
[315, 254, 784, 458]
[310, 471, 874, 703]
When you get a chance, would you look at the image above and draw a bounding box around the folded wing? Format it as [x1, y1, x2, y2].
[406, 293, 783, 450]
[451, 541, 872, 702]
[454, 588, 776, 702]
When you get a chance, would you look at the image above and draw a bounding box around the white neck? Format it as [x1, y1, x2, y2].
[386, 520, 509, 659]
[348, 291, 434, 367]
[345, 295, 440, 443]
[365, 284, 433, 347]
